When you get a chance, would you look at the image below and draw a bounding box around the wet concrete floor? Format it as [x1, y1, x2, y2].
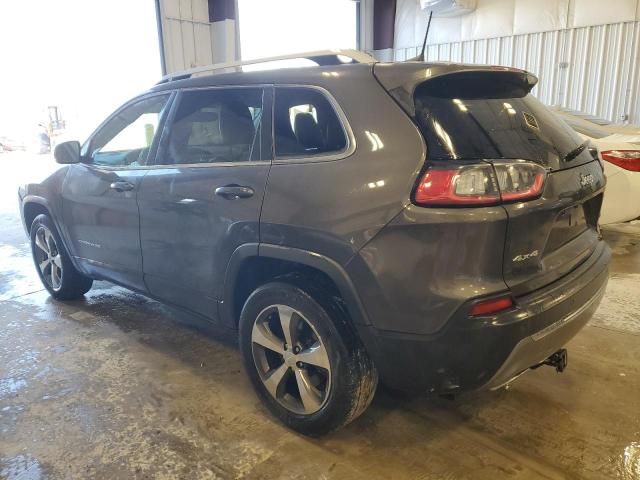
[1, 153, 639, 479]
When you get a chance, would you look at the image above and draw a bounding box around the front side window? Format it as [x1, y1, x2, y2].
[90, 94, 170, 167]
[160, 88, 263, 165]
[274, 87, 347, 157]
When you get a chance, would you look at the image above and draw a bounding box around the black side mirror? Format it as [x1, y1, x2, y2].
[54, 141, 81, 164]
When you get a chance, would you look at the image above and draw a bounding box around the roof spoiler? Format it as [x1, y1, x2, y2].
[374, 63, 539, 116]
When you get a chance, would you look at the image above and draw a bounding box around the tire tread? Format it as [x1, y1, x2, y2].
[30, 214, 93, 300]
[239, 276, 377, 436]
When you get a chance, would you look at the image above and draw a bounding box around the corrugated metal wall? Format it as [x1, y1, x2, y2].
[161, 0, 215, 73]
[388, 21, 640, 125]
[159, 0, 240, 74]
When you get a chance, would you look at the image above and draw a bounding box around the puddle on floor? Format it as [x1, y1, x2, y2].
[618, 442, 640, 480]
[0, 455, 47, 480]
[591, 273, 640, 335]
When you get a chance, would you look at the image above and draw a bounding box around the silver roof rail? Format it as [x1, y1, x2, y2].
[158, 49, 376, 83]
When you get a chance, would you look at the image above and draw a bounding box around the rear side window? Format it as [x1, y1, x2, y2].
[413, 73, 584, 162]
[274, 87, 347, 157]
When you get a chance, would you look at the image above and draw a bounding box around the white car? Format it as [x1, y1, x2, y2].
[554, 110, 640, 225]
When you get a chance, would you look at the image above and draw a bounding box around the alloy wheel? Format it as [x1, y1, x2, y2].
[251, 304, 332, 415]
[33, 226, 63, 291]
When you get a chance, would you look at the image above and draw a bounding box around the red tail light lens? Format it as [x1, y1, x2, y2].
[601, 150, 640, 172]
[414, 161, 546, 207]
[415, 164, 500, 206]
[470, 296, 514, 317]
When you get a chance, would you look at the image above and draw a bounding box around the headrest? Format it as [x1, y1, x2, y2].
[294, 113, 323, 150]
[219, 103, 255, 145]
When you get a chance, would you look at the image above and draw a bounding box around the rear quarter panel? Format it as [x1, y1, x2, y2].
[260, 66, 426, 265]
[348, 204, 509, 334]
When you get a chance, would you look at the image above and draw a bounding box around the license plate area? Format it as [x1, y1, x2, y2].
[544, 193, 602, 255]
[545, 205, 588, 254]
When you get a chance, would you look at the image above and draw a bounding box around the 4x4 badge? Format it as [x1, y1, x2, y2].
[580, 173, 594, 187]
[513, 250, 539, 262]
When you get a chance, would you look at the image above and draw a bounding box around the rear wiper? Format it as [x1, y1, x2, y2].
[563, 140, 589, 162]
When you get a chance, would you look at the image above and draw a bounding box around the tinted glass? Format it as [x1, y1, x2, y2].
[161, 88, 263, 165]
[414, 76, 585, 162]
[274, 87, 346, 157]
[90, 94, 170, 167]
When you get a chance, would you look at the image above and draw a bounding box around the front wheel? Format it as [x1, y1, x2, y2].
[30, 214, 93, 300]
[239, 281, 378, 436]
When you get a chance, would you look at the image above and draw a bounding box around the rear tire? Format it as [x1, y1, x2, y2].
[239, 280, 378, 436]
[30, 214, 93, 300]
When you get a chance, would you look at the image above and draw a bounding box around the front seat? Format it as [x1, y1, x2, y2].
[218, 103, 256, 161]
[167, 117, 194, 164]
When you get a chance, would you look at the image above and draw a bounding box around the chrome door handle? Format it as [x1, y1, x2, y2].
[110, 181, 134, 192]
[215, 185, 254, 200]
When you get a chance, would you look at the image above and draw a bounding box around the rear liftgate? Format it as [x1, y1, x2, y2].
[378, 66, 606, 388]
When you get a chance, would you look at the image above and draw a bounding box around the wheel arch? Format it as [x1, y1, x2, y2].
[22, 195, 84, 274]
[22, 196, 53, 234]
[220, 243, 370, 330]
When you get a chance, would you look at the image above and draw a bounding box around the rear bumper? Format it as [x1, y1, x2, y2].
[357, 241, 610, 393]
[481, 275, 606, 390]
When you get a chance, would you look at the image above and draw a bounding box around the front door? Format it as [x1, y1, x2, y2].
[62, 93, 172, 290]
[137, 86, 271, 320]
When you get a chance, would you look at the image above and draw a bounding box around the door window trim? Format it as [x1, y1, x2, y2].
[272, 84, 356, 164]
[80, 91, 176, 171]
[148, 84, 273, 168]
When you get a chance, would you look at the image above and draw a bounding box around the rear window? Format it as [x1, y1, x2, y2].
[414, 74, 584, 162]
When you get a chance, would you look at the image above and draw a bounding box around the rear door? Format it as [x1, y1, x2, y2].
[137, 86, 271, 320]
[409, 71, 605, 294]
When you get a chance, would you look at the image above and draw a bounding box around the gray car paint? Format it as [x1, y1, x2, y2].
[135, 87, 273, 319]
[19, 60, 610, 393]
[61, 165, 148, 291]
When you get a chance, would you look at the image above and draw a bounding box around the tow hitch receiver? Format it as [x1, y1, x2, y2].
[533, 349, 568, 373]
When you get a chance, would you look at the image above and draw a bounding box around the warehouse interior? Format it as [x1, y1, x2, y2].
[1, 0, 639, 478]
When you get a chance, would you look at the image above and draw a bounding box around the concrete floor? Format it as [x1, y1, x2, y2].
[1, 152, 639, 480]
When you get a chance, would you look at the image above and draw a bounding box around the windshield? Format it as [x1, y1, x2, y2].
[414, 78, 585, 163]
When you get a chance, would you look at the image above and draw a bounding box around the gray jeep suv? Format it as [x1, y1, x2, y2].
[19, 51, 610, 435]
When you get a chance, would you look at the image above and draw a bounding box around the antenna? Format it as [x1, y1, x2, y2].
[409, 10, 433, 62]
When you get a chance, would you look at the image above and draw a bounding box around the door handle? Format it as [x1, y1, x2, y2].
[215, 185, 254, 200]
[110, 181, 135, 192]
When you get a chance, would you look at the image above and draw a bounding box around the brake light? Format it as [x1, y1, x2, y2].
[415, 165, 500, 206]
[414, 161, 546, 207]
[601, 150, 640, 172]
[470, 296, 514, 317]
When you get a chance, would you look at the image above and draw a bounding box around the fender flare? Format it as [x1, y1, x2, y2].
[220, 243, 370, 329]
[21, 195, 55, 233]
